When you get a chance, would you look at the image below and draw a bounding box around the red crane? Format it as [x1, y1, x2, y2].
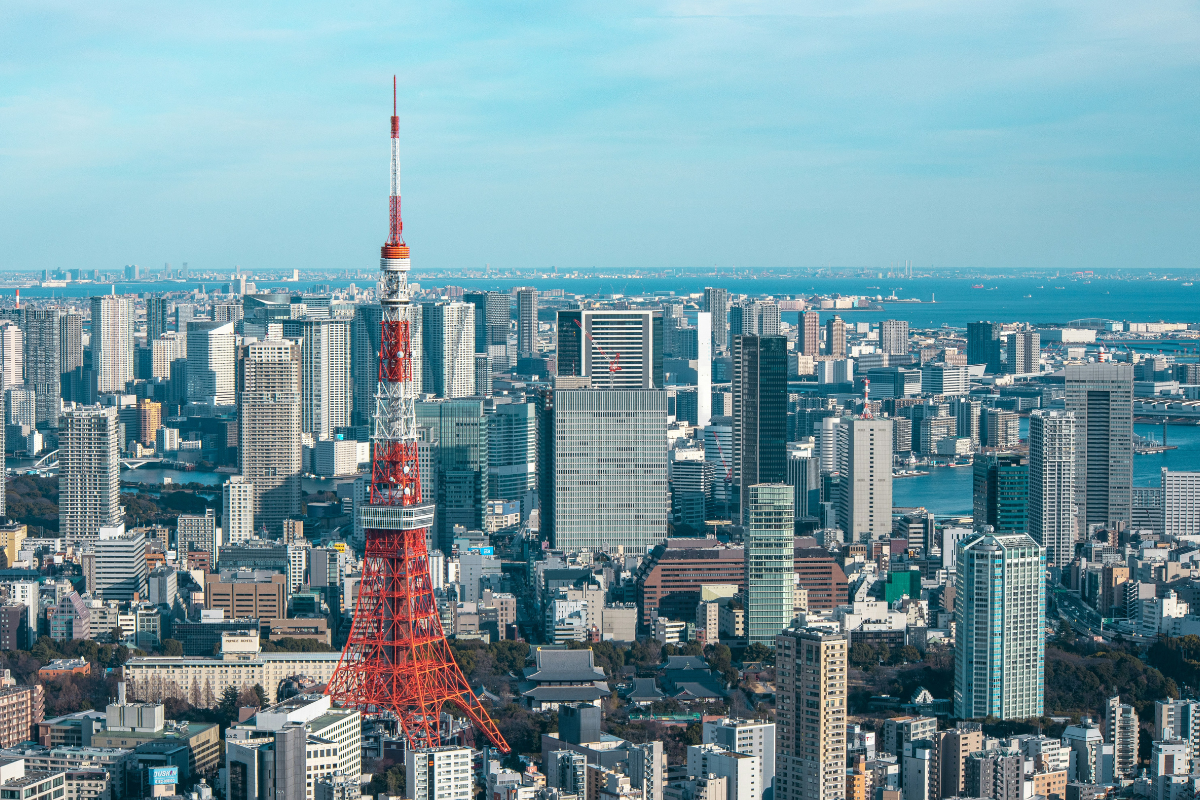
[574, 318, 622, 387]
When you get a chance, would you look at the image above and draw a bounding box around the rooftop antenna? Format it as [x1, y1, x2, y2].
[862, 379, 873, 419]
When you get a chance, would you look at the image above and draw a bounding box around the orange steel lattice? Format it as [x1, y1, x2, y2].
[325, 80, 509, 753]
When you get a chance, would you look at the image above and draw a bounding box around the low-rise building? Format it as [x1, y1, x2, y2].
[123, 635, 342, 707]
[38, 659, 91, 680]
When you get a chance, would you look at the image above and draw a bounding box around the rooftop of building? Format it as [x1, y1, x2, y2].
[40, 659, 89, 671]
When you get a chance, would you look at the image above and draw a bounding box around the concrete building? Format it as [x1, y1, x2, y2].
[407, 746, 473, 800]
[744, 484, 794, 647]
[702, 719, 774, 800]
[825, 317, 846, 358]
[879, 320, 909, 357]
[282, 319, 352, 441]
[59, 406, 121, 545]
[837, 418, 893, 541]
[23, 308, 60, 427]
[733, 336, 787, 524]
[556, 309, 664, 390]
[774, 627, 846, 800]
[225, 721, 307, 800]
[687, 744, 761, 800]
[799, 311, 820, 357]
[185, 320, 236, 406]
[704, 288, 730, 355]
[177, 510, 220, 564]
[422, 302, 476, 398]
[1005, 331, 1040, 375]
[1065, 363, 1133, 530]
[920, 364, 968, 395]
[1028, 410, 1076, 568]
[240, 339, 303, 536]
[89, 525, 147, 602]
[1105, 696, 1138, 781]
[488, 401, 538, 511]
[204, 572, 288, 620]
[465, 291, 511, 371]
[1162, 469, 1200, 537]
[953, 532, 1045, 720]
[550, 390, 668, 553]
[90, 296, 134, 393]
[516, 288, 538, 359]
[223, 476, 255, 545]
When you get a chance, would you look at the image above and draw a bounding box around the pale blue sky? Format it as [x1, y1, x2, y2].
[2, 1, 1199, 273]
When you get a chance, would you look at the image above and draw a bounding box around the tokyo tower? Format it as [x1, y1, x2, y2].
[325, 79, 509, 753]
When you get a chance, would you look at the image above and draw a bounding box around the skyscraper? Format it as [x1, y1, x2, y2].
[0, 321, 22, 391]
[1105, 696, 1138, 781]
[1065, 363, 1133, 530]
[703, 288, 730, 355]
[756, 301, 781, 337]
[972, 454, 1028, 534]
[487, 401, 537, 512]
[352, 304, 421, 426]
[417, 399, 489, 553]
[836, 418, 894, 541]
[1005, 331, 1040, 375]
[465, 291, 511, 371]
[516, 287, 538, 358]
[59, 313, 83, 374]
[146, 297, 170, 343]
[879, 320, 909, 356]
[1027, 410, 1076, 568]
[549, 389, 668, 552]
[422, 302, 476, 398]
[733, 336, 787, 523]
[745, 484, 794, 647]
[775, 627, 848, 800]
[282, 318, 352, 440]
[825, 316, 846, 357]
[240, 339, 302, 535]
[351, 303, 383, 428]
[90, 296, 135, 393]
[696, 312, 712, 427]
[556, 309, 664, 389]
[966, 322, 1002, 373]
[185, 320, 236, 406]
[23, 308, 60, 427]
[799, 311, 820, 357]
[223, 475, 255, 545]
[953, 531, 1045, 720]
[59, 406, 121, 544]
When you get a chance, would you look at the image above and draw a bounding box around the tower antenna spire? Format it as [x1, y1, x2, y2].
[326, 78, 509, 754]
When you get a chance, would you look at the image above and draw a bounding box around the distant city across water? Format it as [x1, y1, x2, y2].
[6, 272, 1200, 329]
[893, 421, 1200, 516]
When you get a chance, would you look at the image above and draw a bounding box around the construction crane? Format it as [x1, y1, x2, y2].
[574, 318, 621, 387]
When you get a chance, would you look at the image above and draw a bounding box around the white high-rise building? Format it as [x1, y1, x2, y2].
[241, 339, 303, 536]
[953, 531, 1045, 720]
[90, 524, 148, 601]
[836, 418, 893, 541]
[151, 332, 185, 380]
[186, 320, 236, 406]
[282, 319, 351, 440]
[406, 746, 472, 800]
[1162, 468, 1200, 537]
[703, 719, 775, 800]
[90, 296, 135, 393]
[422, 302, 476, 398]
[557, 308, 664, 389]
[59, 405, 121, 544]
[1028, 410, 1076, 568]
[818, 416, 841, 474]
[697, 312, 712, 427]
[775, 627, 847, 800]
[223, 476, 255, 545]
[0, 321, 22, 391]
[687, 743, 762, 800]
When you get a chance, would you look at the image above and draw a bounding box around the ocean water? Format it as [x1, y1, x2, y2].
[892, 421, 1200, 517]
[11, 272, 1200, 329]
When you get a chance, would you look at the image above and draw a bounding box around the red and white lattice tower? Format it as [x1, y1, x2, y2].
[325, 79, 509, 752]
